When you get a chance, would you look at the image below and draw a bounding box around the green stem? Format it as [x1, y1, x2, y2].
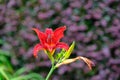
[45, 66, 55, 80]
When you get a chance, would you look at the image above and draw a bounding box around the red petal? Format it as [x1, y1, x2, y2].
[33, 44, 43, 57]
[45, 28, 53, 35]
[53, 26, 66, 42]
[45, 28, 54, 44]
[56, 42, 69, 50]
[32, 28, 46, 44]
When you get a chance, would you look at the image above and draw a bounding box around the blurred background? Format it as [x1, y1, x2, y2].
[0, 0, 120, 80]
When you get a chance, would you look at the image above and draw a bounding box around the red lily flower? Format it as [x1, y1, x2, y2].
[32, 26, 69, 57]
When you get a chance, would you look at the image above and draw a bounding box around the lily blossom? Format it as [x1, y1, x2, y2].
[32, 26, 69, 57]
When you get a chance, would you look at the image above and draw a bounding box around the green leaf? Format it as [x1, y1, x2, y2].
[0, 50, 13, 72]
[55, 49, 66, 61]
[11, 73, 44, 80]
[0, 66, 10, 80]
[0, 39, 4, 45]
[13, 67, 26, 77]
[0, 50, 10, 56]
[63, 41, 75, 60]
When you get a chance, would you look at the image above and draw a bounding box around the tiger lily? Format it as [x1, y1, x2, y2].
[32, 26, 69, 58]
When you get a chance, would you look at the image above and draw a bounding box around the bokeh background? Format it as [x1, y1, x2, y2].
[0, 0, 120, 80]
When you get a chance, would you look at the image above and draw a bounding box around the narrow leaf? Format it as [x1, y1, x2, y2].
[63, 41, 75, 60]
[13, 67, 26, 77]
[0, 67, 10, 80]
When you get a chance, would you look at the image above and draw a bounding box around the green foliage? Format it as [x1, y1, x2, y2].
[64, 41, 75, 59]
[55, 41, 75, 63]
[55, 49, 66, 62]
[0, 50, 44, 80]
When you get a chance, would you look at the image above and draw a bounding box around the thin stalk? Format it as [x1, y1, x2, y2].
[45, 66, 55, 80]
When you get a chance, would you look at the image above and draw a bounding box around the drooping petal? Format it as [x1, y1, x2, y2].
[77, 56, 95, 70]
[56, 42, 69, 50]
[33, 44, 43, 57]
[32, 28, 46, 44]
[55, 56, 94, 70]
[53, 26, 66, 43]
